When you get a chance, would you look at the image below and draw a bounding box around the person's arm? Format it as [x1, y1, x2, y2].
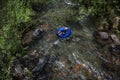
[57, 31, 62, 35]
[57, 27, 68, 35]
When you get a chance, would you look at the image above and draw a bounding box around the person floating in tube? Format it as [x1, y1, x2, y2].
[57, 27, 72, 40]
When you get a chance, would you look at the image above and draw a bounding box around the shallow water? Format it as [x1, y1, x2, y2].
[29, 18, 117, 80]
[29, 1, 119, 80]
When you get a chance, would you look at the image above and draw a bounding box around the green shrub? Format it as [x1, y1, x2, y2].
[0, 0, 34, 79]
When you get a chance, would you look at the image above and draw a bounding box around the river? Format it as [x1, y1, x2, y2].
[27, 0, 119, 80]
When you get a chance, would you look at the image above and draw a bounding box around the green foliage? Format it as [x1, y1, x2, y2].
[0, 0, 33, 79]
[71, 0, 120, 20]
[5, 0, 34, 25]
[0, 26, 22, 80]
[116, 30, 120, 37]
[31, 0, 56, 4]
[70, 0, 120, 37]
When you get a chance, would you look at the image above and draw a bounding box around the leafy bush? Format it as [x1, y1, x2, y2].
[0, 0, 34, 79]
[71, 0, 120, 16]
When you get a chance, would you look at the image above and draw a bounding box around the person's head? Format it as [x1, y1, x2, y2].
[65, 27, 68, 30]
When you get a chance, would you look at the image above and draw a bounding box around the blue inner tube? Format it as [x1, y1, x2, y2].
[57, 27, 72, 39]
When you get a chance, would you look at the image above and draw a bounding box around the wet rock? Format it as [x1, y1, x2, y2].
[53, 40, 59, 46]
[28, 50, 40, 58]
[22, 76, 30, 80]
[12, 64, 32, 80]
[12, 59, 29, 80]
[22, 50, 40, 68]
[32, 54, 58, 73]
[94, 31, 120, 79]
[115, 58, 120, 65]
[94, 31, 109, 40]
[12, 64, 24, 78]
[32, 55, 58, 80]
[22, 28, 44, 46]
[64, 0, 75, 6]
[97, 19, 109, 30]
[12, 54, 58, 80]
[32, 28, 44, 39]
[22, 31, 33, 46]
[32, 56, 48, 74]
[109, 44, 120, 55]
[93, 31, 112, 46]
[34, 75, 48, 80]
[98, 32, 109, 40]
[112, 16, 120, 29]
[72, 37, 80, 42]
[12, 50, 42, 80]
[110, 34, 120, 45]
[48, 54, 59, 63]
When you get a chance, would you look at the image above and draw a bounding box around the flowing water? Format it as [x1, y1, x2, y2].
[29, 0, 119, 80]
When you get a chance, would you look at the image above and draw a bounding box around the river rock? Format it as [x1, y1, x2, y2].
[72, 37, 80, 42]
[12, 54, 58, 80]
[112, 16, 120, 29]
[93, 31, 111, 46]
[12, 64, 24, 78]
[32, 54, 58, 73]
[28, 50, 40, 58]
[109, 44, 120, 55]
[32, 28, 44, 39]
[97, 18, 109, 30]
[110, 34, 120, 45]
[34, 75, 48, 80]
[53, 40, 60, 46]
[22, 31, 33, 46]
[22, 28, 44, 46]
[98, 32, 109, 40]
[32, 56, 48, 74]
[32, 55, 58, 80]
[94, 31, 109, 40]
